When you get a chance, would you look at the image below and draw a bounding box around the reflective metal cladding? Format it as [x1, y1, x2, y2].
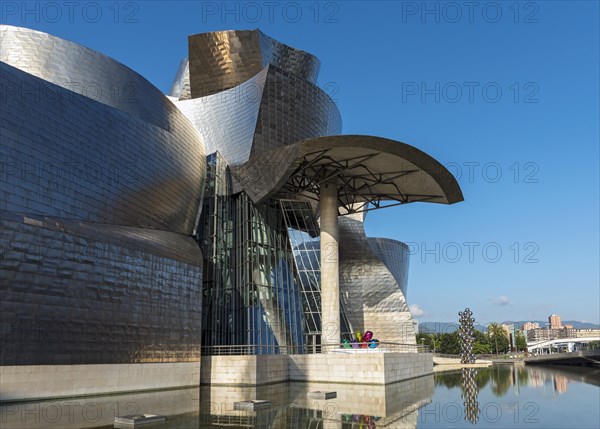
[186, 29, 320, 99]
[0, 25, 206, 234]
[1, 26, 463, 364]
[0, 25, 206, 365]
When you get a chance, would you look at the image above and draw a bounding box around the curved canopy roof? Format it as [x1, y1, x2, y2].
[235, 135, 463, 214]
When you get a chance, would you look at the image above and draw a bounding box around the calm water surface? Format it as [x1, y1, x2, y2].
[421, 365, 599, 428]
[162, 364, 600, 428]
[5, 365, 597, 428]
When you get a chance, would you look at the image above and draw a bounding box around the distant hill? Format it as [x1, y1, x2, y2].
[419, 322, 486, 333]
[418, 320, 599, 333]
[502, 320, 600, 329]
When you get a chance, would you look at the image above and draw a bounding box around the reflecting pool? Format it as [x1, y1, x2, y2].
[423, 365, 600, 428]
[1, 365, 598, 428]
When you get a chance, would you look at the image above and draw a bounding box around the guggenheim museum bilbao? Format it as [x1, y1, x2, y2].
[0, 25, 462, 400]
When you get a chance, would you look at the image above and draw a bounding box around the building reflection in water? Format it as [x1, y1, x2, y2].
[489, 365, 573, 395]
[527, 367, 570, 394]
[0, 376, 433, 429]
[3, 366, 596, 428]
[434, 364, 592, 401]
[0, 387, 200, 429]
[195, 375, 434, 428]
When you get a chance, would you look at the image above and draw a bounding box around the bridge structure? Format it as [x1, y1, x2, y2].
[524, 349, 600, 367]
[527, 337, 600, 354]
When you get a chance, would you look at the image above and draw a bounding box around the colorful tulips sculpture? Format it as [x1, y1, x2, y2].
[341, 330, 379, 349]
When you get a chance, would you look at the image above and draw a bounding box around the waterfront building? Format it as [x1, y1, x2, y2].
[0, 26, 462, 401]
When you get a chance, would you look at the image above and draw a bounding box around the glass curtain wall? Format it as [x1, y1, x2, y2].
[279, 200, 353, 350]
[197, 153, 304, 354]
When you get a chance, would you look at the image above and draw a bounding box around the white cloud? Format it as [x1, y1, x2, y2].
[410, 304, 425, 317]
[491, 295, 511, 306]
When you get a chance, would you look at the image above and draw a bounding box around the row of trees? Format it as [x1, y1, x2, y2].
[417, 323, 527, 355]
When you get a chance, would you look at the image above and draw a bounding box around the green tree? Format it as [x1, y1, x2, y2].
[473, 329, 492, 355]
[429, 333, 439, 353]
[587, 341, 600, 350]
[496, 334, 510, 353]
[515, 330, 527, 351]
[416, 333, 435, 351]
[487, 323, 509, 354]
[473, 341, 492, 354]
[439, 332, 460, 354]
[417, 333, 443, 353]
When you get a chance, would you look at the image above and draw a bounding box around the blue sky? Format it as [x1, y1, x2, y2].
[3, 1, 598, 324]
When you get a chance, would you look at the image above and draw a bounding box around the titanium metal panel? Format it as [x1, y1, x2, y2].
[175, 68, 269, 166]
[188, 30, 263, 99]
[0, 25, 196, 136]
[0, 211, 202, 365]
[169, 58, 192, 100]
[258, 31, 320, 84]
[0, 28, 206, 365]
[187, 29, 319, 99]
[249, 65, 342, 157]
[176, 61, 340, 196]
[227, 65, 342, 200]
[0, 61, 204, 235]
[367, 238, 410, 298]
[338, 216, 416, 345]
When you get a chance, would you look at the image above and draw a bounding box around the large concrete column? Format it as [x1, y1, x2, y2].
[320, 182, 340, 351]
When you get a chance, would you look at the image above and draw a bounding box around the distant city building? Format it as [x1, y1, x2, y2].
[500, 323, 517, 350]
[526, 327, 576, 342]
[549, 314, 562, 329]
[575, 328, 600, 338]
[522, 322, 540, 331]
[564, 324, 573, 329]
[500, 324, 513, 339]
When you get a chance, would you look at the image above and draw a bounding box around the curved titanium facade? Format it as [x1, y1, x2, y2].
[1, 64, 205, 234]
[226, 63, 343, 197]
[0, 28, 206, 365]
[0, 27, 206, 234]
[177, 29, 346, 351]
[176, 68, 269, 166]
[173, 29, 457, 350]
[250, 65, 342, 157]
[0, 213, 202, 365]
[174, 28, 341, 201]
[169, 58, 192, 100]
[368, 238, 411, 297]
[0, 25, 197, 137]
[186, 29, 320, 99]
[339, 216, 416, 345]
[2, 25, 461, 371]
